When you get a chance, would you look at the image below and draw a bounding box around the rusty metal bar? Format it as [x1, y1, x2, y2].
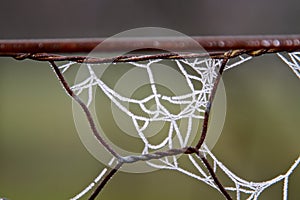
[0, 35, 300, 53]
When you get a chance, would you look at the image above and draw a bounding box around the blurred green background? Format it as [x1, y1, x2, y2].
[1, 0, 300, 199]
[0, 54, 299, 200]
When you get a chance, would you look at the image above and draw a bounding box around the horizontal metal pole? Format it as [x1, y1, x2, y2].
[0, 35, 300, 53]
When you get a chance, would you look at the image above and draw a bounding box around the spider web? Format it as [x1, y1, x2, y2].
[65, 52, 300, 200]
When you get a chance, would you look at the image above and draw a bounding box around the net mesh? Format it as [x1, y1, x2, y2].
[71, 58, 219, 149]
[58, 52, 300, 200]
[277, 52, 300, 79]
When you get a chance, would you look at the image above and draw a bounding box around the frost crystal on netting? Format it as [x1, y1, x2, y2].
[225, 54, 252, 71]
[71, 58, 221, 154]
[278, 52, 300, 78]
[61, 55, 299, 200]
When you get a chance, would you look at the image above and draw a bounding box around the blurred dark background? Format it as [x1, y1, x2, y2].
[0, 0, 300, 39]
[0, 1, 300, 200]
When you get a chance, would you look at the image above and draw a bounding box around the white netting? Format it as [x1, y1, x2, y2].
[277, 52, 300, 79]
[70, 58, 221, 167]
[66, 53, 300, 200]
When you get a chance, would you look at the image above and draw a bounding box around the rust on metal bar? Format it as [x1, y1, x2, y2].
[0, 35, 300, 53]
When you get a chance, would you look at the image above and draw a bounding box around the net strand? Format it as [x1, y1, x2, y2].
[196, 51, 231, 150]
[277, 52, 300, 78]
[50, 61, 122, 160]
[2, 46, 299, 64]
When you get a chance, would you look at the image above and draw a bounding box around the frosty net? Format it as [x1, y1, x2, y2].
[66, 52, 299, 200]
[0, 36, 299, 200]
